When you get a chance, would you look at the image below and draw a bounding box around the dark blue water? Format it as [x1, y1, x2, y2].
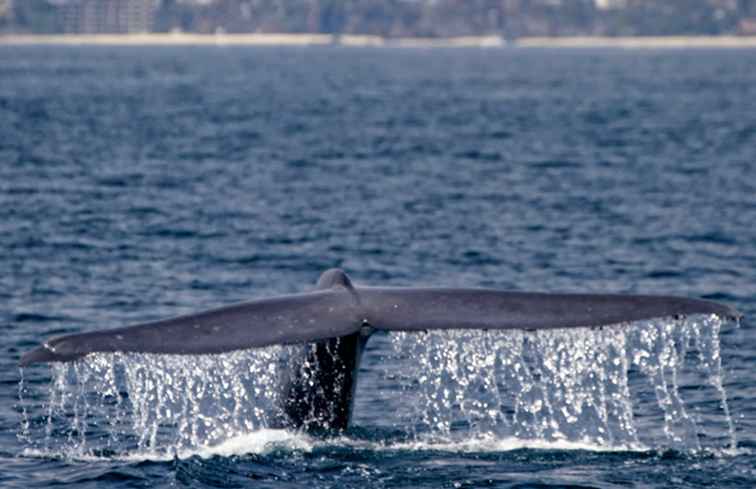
[1, 46, 755, 488]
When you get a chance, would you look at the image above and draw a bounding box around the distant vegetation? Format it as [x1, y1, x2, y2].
[4, 0, 756, 37]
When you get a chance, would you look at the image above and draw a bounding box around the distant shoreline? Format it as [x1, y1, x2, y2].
[2, 33, 756, 49]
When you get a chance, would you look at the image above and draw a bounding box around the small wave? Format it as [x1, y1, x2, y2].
[21, 432, 643, 463]
[23, 430, 750, 463]
[328, 434, 649, 454]
[186, 429, 315, 459]
[22, 429, 315, 462]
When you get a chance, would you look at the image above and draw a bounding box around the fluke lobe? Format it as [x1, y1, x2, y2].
[19, 268, 740, 431]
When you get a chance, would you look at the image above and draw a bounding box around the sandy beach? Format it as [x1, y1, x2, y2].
[2, 33, 756, 48]
[517, 35, 756, 48]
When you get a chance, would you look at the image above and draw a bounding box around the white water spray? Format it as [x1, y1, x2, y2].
[20, 345, 303, 458]
[386, 315, 736, 451]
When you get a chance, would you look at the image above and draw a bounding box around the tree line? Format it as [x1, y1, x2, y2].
[4, 0, 756, 36]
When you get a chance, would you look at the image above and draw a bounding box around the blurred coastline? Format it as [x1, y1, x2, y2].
[3, 33, 756, 48]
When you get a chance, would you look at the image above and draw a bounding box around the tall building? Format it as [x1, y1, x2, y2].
[60, 0, 158, 34]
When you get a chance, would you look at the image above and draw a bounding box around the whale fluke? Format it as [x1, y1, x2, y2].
[361, 287, 739, 332]
[19, 269, 739, 368]
[20, 290, 362, 367]
[18, 268, 741, 431]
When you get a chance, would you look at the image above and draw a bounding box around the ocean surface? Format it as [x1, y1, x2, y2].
[1, 45, 755, 488]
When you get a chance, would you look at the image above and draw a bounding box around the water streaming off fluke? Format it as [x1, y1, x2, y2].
[18, 314, 736, 459]
[384, 314, 735, 452]
[19, 346, 297, 458]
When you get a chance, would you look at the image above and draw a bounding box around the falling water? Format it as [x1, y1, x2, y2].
[386, 314, 736, 452]
[18, 315, 736, 458]
[20, 345, 300, 458]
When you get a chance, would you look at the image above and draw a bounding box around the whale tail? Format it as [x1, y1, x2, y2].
[19, 268, 739, 368]
[18, 269, 740, 431]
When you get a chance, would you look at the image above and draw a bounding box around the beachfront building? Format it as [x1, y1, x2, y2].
[0, 0, 11, 20]
[59, 0, 158, 34]
[0, 0, 12, 33]
[594, 0, 626, 9]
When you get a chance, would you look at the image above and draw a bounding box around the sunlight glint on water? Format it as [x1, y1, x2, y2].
[386, 315, 735, 451]
[18, 315, 735, 458]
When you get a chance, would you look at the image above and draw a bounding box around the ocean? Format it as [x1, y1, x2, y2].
[1, 45, 755, 488]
